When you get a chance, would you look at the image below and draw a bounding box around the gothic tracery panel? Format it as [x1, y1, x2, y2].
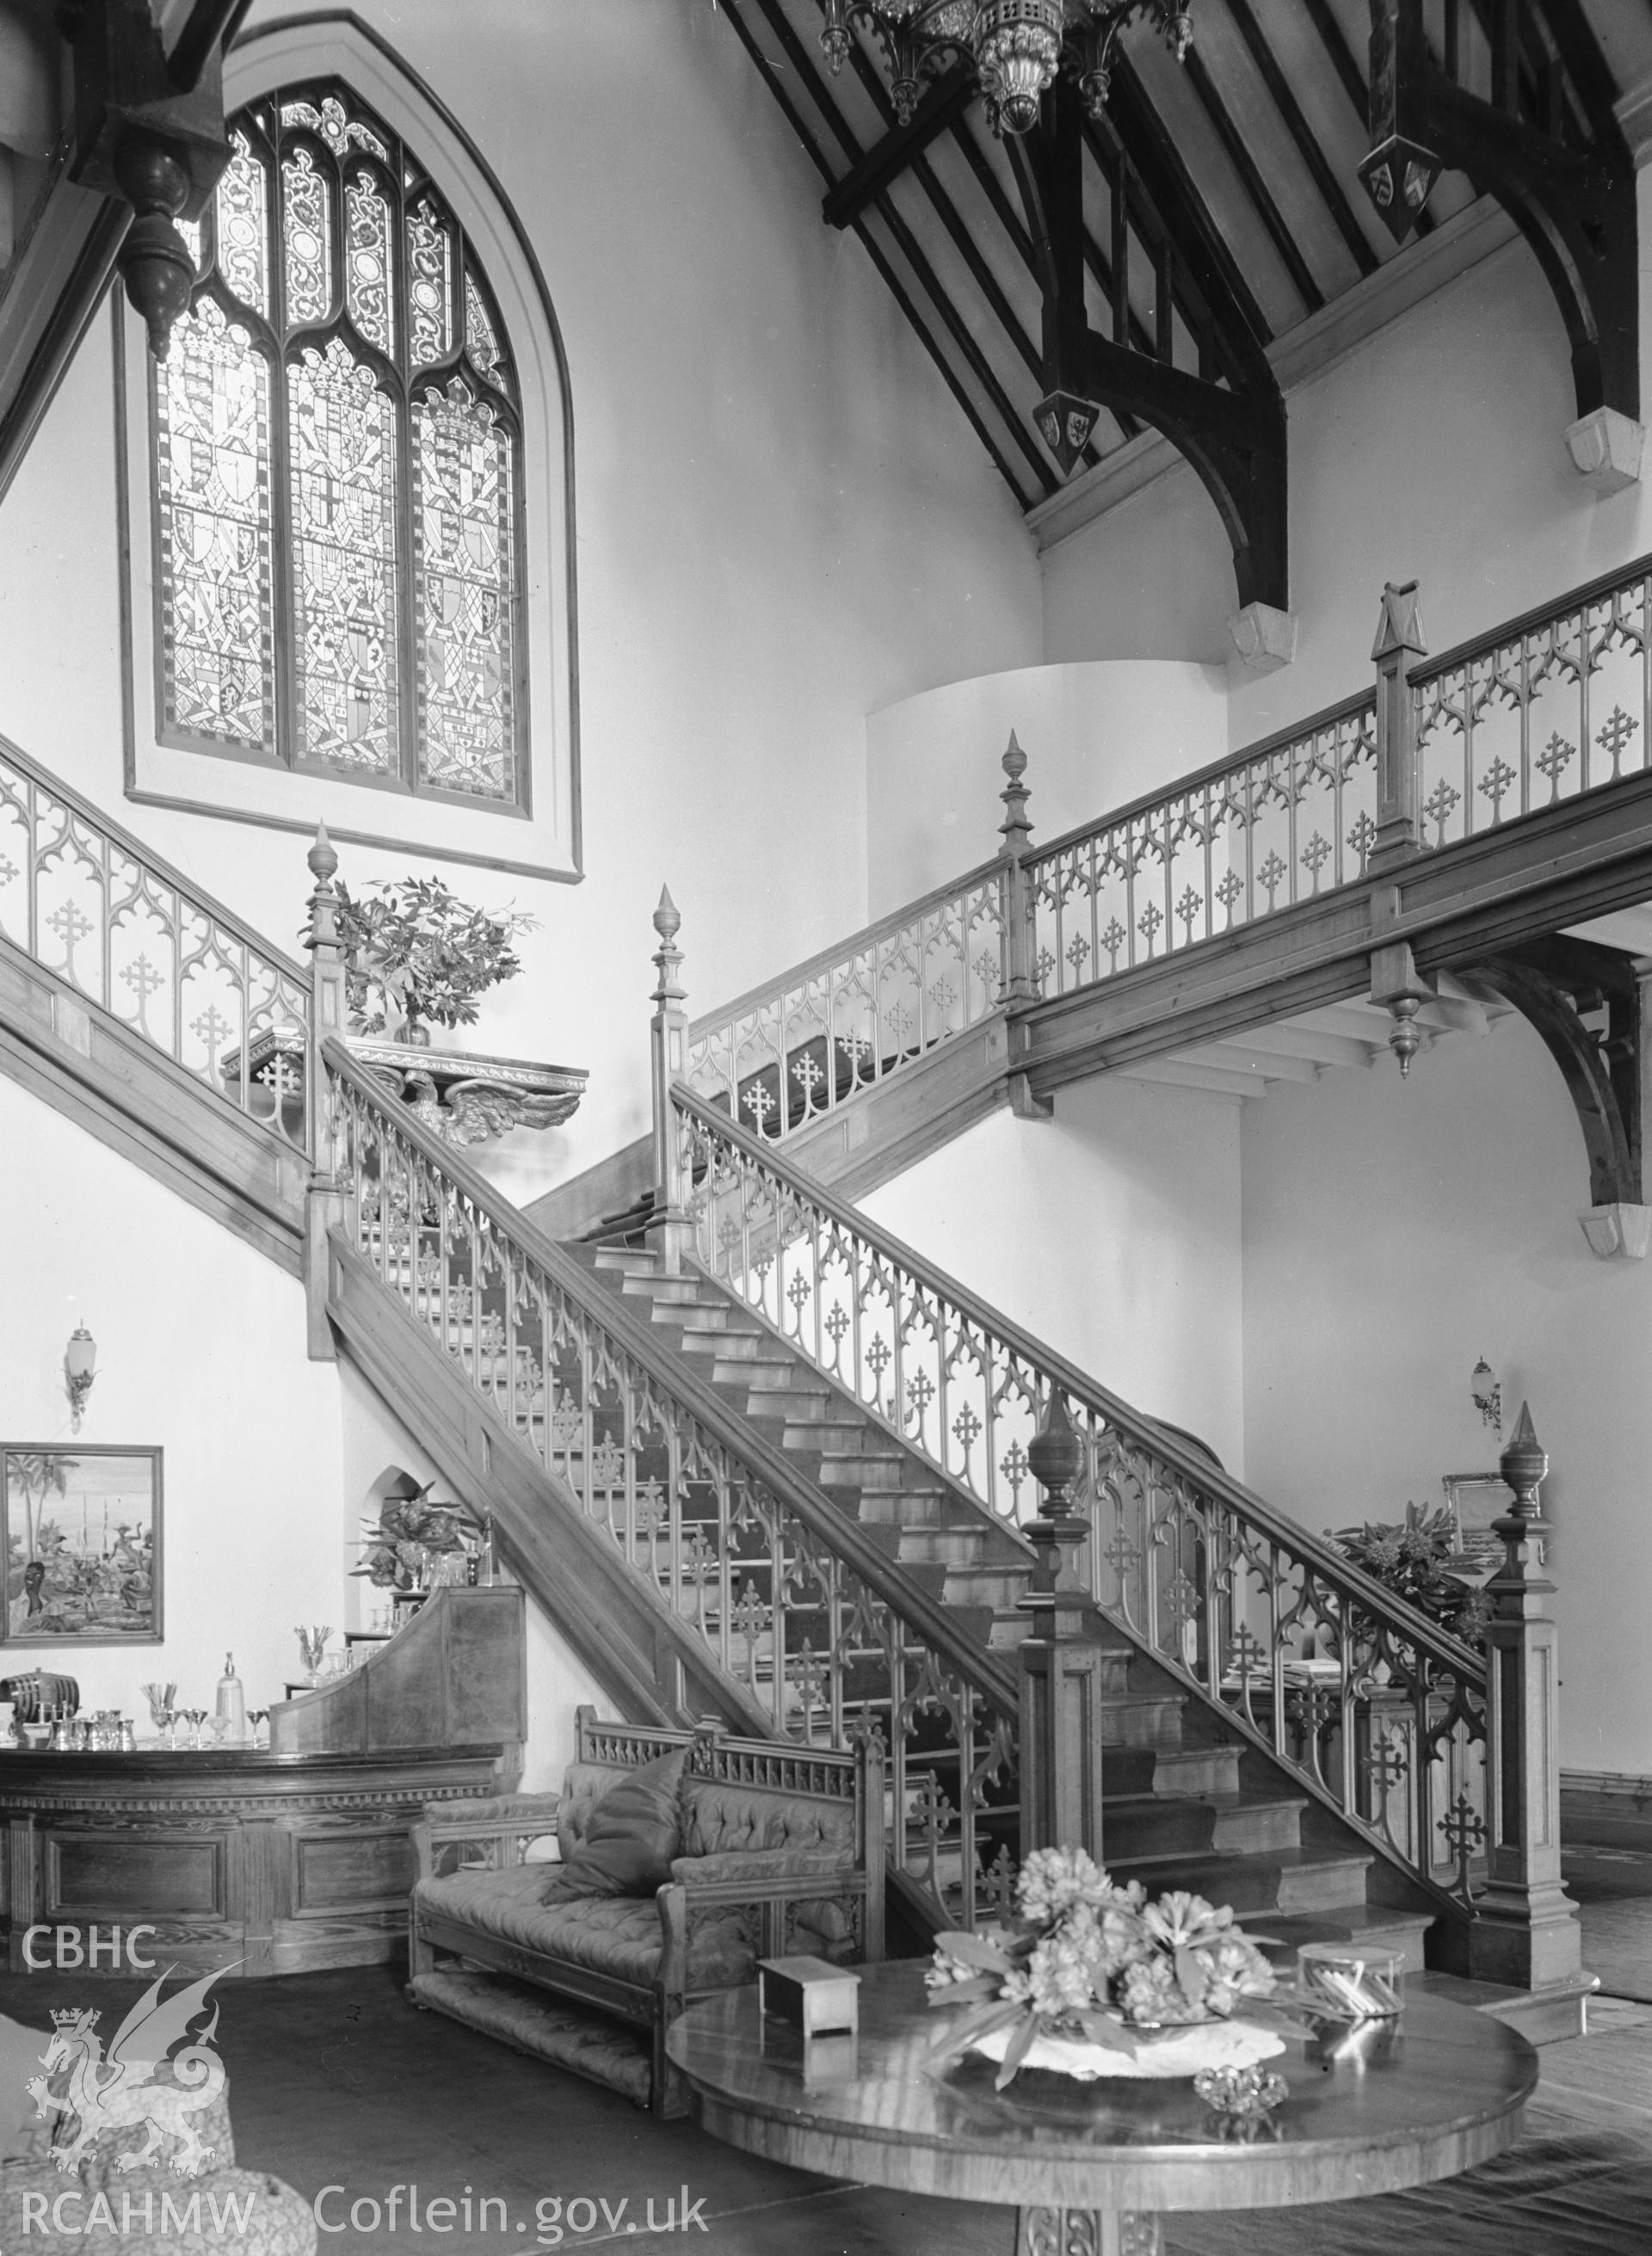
[151, 77, 526, 804]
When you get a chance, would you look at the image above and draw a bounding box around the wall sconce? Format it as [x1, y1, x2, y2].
[1470, 1356, 1501, 1437]
[64, 1326, 96, 1433]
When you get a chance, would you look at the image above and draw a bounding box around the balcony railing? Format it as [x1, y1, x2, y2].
[1026, 694, 1379, 1005]
[0, 732, 312, 1150]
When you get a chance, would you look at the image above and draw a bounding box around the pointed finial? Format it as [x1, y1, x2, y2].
[1372, 579, 1427, 663]
[1026, 1393, 1084, 1510]
[1000, 731, 1033, 854]
[651, 885, 684, 1008]
[306, 822, 337, 884]
[1499, 1399, 1548, 1512]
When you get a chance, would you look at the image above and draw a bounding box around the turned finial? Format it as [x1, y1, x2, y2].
[1499, 1401, 1548, 1518]
[651, 885, 685, 1008]
[307, 822, 338, 885]
[1000, 731, 1033, 855]
[1027, 1393, 1084, 1513]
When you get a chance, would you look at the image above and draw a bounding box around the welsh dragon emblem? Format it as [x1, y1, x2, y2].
[25, 1966, 230, 2178]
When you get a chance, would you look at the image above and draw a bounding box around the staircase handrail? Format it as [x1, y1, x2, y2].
[687, 853, 1010, 1040]
[0, 729, 312, 1148]
[669, 1080, 1483, 1693]
[682, 853, 1012, 1138]
[321, 1034, 1020, 1729]
[0, 732, 312, 985]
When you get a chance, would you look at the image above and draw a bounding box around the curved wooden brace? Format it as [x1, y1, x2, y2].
[1366, 0, 1639, 422]
[1463, 945, 1641, 1207]
[1084, 336, 1288, 611]
[1007, 82, 1288, 613]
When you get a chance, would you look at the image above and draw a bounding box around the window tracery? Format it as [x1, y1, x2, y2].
[152, 78, 525, 809]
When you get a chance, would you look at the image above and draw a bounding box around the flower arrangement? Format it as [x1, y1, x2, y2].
[1328, 1501, 1490, 1649]
[354, 1488, 478, 1593]
[927, 1847, 1278, 2089]
[327, 873, 539, 1041]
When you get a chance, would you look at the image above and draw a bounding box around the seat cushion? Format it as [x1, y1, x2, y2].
[556, 1746, 687, 1896]
[413, 1868, 755, 1989]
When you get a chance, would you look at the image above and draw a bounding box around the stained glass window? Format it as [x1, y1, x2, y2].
[151, 81, 525, 805]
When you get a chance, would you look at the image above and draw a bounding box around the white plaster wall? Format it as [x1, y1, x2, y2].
[860, 1076, 1245, 1476]
[1240, 1015, 1652, 1778]
[336, 1362, 605, 1796]
[0, 1072, 342, 1719]
[1043, 199, 1652, 755]
[0, 0, 1044, 1214]
[865, 661, 1228, 918]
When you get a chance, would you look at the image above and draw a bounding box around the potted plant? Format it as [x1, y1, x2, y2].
[1327, 1501, 1490, 1650]
[332, 873, 539, 1045]
[354, 1486, 481, 1595]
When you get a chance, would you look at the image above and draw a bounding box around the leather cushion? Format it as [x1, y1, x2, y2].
[553, 1746, 687, 1897]
[413, 1869, 755, 1988]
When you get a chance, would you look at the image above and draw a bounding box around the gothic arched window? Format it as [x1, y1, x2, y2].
[153, 80, 526, 808]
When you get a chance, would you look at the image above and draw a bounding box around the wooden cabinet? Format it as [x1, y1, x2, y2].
[0, 1587, 525, 1976]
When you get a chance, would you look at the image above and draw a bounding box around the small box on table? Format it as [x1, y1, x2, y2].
[758, 1956, 860, 2039]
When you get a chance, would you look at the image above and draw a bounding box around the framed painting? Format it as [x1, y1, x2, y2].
[1441, 1470, 1537, 1579]
[1, 1447, 163, 1646]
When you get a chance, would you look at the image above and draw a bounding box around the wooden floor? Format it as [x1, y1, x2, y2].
[3, 1969, 1650, 2253]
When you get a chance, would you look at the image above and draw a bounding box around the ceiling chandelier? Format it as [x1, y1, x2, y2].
[817, 1, 1194, 137]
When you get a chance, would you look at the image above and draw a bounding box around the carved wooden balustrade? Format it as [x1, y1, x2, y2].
[671, 1082, 1491, 1922]
[1020, 552, 1652, 1015]
[1025, 695, 1380, 1004]
[322, 1038, 1020, 1929]
[683, 860, 1009, 1141]
[0, 731, 312, 1149]
[1411, 557, 1652, 847]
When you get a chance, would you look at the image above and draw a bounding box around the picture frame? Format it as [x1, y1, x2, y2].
[1, 1446, 163, 1646]
[1441, 1470, 1537, 1579]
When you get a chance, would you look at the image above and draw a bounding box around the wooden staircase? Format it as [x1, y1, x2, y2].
[576, 1240, 1436, 1976]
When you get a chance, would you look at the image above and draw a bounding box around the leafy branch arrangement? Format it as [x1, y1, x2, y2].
[1328, 1501, 1491, 1649]
[926, 1847, 1278, 2089]
[330, 874, 539, 1039]
[354, 1487, 479, 1592]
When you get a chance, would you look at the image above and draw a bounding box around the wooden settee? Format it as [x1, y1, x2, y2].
[407, 1708, 885, 2116]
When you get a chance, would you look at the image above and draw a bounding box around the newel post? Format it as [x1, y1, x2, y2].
[302, 825, 348, 1361]
[1018, 1396, 1122, 1864]
[997, 734, 1051, 1122]
[649, 887, 689, 1275]
[1468, 1402, 1584, 1989]
[1367, 578, 1427, 872]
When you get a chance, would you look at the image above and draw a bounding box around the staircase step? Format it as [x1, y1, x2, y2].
[1103, 1743, 1242, 1798]
[1101, 1791, 1305, 1862]
[737, 1389, 841, 1421]
[1095, 1692, 1187, 1749]
[1103, 1846, 1372, 1916]
[1411, 1967, 1594, 2046]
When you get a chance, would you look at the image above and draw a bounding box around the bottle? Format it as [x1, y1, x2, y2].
[215, 1654, 247, 1745]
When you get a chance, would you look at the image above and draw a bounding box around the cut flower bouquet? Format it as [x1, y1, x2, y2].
[928, 1846, 1280, 2088]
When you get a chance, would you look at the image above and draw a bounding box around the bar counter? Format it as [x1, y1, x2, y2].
[0, 1588, 527, 1976]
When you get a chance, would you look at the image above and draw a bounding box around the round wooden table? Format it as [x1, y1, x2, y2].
[666, 1962, 1538, 2256]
